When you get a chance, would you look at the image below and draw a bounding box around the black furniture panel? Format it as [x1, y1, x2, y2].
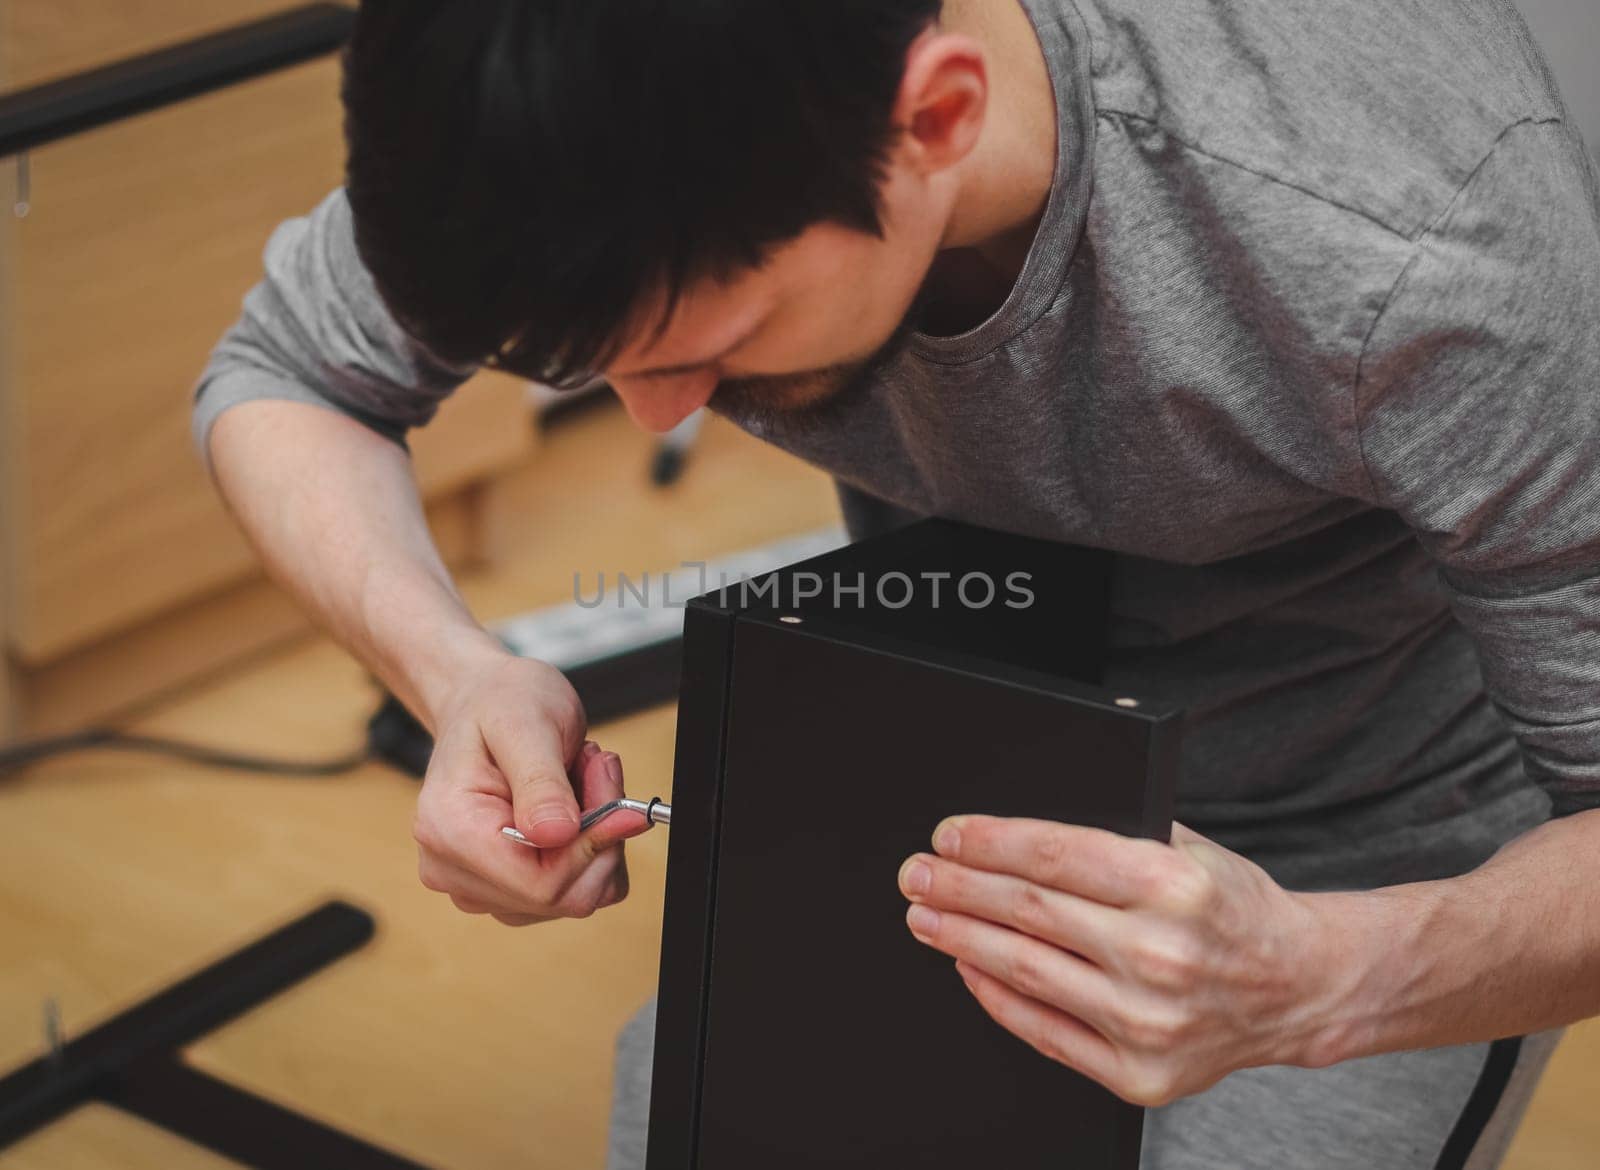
[648, 518, 1183, 1169]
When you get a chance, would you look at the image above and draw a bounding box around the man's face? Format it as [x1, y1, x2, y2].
[602, 163, 951, 433]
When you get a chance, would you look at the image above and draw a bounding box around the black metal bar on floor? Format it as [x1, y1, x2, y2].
[0, 900, 413, 1167]
[0, 3, 355, 158]
[108, 1056, 429, 1170]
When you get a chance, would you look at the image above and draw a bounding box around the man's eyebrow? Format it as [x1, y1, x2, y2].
[617, 314, 769, 379]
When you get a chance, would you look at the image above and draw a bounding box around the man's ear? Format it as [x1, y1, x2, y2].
[891, 31, 988, 176]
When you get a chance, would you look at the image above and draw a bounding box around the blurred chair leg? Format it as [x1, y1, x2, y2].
[651, 410, 704, 487]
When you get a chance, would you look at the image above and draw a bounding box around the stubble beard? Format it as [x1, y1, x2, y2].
[708, 297, 924, 432]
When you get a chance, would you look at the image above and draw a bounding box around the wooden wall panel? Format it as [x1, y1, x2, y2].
[4, 46, 534, 665]
[9, 59, 349, 660]
[14, 486, 488, 734]
[0, 0, 536, 723]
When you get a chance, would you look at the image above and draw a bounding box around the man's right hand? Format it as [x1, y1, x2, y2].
[412, 652, 651, 926]
[206, 403, 646, 926]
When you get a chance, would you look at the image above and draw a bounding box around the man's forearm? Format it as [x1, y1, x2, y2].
[1305, 805, 1600, 1064]
[207, 398, 505, 730]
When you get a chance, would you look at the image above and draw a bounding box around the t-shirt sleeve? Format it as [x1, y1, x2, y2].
[1355, 116, 1600, 818]
[191, 186, 478, 465]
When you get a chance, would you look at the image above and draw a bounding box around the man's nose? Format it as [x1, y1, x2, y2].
[608, 371, 718, 433]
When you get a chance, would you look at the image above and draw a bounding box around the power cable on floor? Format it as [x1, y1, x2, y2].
[0, 727, 371, 778]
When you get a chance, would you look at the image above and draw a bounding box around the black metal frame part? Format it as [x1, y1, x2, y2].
[0, 4, 355, 158]
[647, 517, 1183, 1169]
[0, 900, 429, 1169]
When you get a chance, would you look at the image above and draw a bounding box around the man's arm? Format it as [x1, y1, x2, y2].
[892, 116, 1600, 1106]
[1304, 114, 1600, 1060]
[197, 189, 649, 925]
[1311, 806, 1600, 1060]
[207, 400, 501, 732]
[197, 189, 496, 721]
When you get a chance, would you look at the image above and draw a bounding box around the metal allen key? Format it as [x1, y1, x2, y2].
[501, 796, 672, 848]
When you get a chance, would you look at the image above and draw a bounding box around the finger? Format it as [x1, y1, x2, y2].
[452, 896, 552, 926]
[954, 960, 1122, 1094]
[491, 718, 587, 847]
[582, 750, 651, 848]
[905, 903, 1120, 1030]
[899, 854, 1126, 967]
[443, 833, 614, 919]
[419, 734, 611, 910]
[437, 788, 616, 903]
[931, 815, 1173, 906]
[540, 753, 633, 917]
[426, 854, 558, 918]
[492, 913, 554, 927]
[1168, 821, 1215, 847]
[558, 850, 631, 917]
[555, 750, 636, 913]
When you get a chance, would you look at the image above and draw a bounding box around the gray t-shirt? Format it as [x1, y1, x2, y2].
[194, 0, 1600, 892]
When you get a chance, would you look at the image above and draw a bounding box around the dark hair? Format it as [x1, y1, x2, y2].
[342, 0, 942, 386]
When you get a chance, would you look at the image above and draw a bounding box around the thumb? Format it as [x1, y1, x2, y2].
[1170, 820, 1236, 872]
[1168, 820, 1215, 848]
[497, 725, 586, 848]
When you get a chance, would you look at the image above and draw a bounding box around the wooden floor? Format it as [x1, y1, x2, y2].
[1, 402, 1596, 1168]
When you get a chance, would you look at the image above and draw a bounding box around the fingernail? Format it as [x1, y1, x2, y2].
[581, 740, 601, 760]
[907, 904, 940, 941]
[529, 804, 576, 828]
[933, 820, 961, 857]
[899, 858, 932, 897]
[604, 752, 623, 786]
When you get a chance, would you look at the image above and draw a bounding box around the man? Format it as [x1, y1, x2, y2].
[194, 0, 1600, 1166]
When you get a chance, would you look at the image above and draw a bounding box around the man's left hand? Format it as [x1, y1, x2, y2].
[897, 815, 1345, 1107]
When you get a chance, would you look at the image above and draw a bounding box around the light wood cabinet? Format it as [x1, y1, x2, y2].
[0, 3, 537, 732]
